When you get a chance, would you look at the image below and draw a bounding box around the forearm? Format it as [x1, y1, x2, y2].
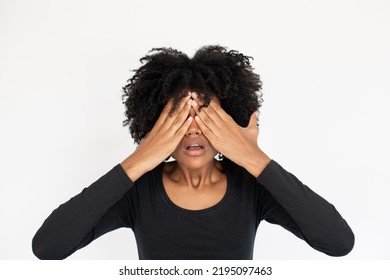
[32, 164, 134, 259]
[258, 160, 354, 256]
[121, 153, 148, 182]
[237, 146, 271, 178]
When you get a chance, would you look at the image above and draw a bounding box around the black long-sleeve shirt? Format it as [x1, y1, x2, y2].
[32, 159, 354, 259]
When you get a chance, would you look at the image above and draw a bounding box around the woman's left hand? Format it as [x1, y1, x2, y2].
[190, 92, 271, 177]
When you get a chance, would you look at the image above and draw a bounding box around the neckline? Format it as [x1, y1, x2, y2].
[157, 160, 231, 215]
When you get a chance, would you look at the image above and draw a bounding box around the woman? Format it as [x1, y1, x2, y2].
[32, 46, 354, 259]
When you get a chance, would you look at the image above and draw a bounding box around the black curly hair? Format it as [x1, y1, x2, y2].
[122, 45, 263, 144]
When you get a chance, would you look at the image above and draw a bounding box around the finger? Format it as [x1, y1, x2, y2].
[208, 100, 230, 121]
[169, 92, 192, 118]
[191, 92, 225, 123]
[191, 99, 218, 130]
[190, 98, 201, 114]
[155, 93, 191, 127]
[194, 115, 214, 140]
[174, 115, 194, 141]
[190, 91, 201, 102]
[202, 100, 224, 124]
[170, 98, 192, 133]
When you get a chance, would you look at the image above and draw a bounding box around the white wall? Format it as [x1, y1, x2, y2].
[1, 0, 389, 259]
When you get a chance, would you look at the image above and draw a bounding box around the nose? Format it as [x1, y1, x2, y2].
[186, 108, 202, 136]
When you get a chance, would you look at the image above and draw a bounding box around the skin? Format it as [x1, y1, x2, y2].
[120, 91, 271, 210]
[190, 92, 271, 178]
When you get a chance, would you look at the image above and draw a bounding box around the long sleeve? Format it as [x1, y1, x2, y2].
[256, 160, 354, 256]
[32, 164, 135, 259]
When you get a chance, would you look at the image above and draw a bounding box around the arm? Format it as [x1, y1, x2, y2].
[191, 95, 354, 256]
[32, 94, 194, 259]
[32, 164, 135, 259]
[256, 160, 355, 256]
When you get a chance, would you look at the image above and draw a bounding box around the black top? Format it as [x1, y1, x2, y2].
[32, 159, 354, 259]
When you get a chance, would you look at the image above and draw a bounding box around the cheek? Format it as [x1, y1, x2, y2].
[170, 141, 183, 158]
[211, 147, 219, 155]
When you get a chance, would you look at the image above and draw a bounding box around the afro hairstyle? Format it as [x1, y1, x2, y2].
[122, 45, 263, 144]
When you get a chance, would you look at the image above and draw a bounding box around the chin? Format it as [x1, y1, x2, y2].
[171, 154, 217, 169]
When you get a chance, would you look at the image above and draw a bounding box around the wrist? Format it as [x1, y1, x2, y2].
[120, 152, 149, 182]
[239, 147, 271, 178]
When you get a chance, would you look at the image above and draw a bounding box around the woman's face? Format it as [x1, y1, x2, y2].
[170, 95, 220, 169]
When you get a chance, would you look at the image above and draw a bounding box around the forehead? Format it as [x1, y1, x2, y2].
[172, 93, 221, 105]
[190, 94, 221, 106]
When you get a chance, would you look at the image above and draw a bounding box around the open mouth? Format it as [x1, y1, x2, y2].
[186, 144, 205, 151]
[182, 138, 207, 156]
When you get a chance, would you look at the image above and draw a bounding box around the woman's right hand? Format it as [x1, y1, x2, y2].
[120, 92, 193, 181]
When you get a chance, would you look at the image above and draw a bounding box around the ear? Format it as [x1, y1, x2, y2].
[247, 111, 258, 128]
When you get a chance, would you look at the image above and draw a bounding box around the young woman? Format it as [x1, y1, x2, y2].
[32, 46, 354, 259]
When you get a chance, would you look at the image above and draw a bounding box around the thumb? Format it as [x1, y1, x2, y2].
[247, 111, 258, 128]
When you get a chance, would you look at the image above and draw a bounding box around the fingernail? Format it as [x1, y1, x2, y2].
[191, 100, 197, 106]
[192, 92, 198, 98]
[195, 116, 200, 121]
[188, 116, 193, 121]
[187, 99, 192, 105]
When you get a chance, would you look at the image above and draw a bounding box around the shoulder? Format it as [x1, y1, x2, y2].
[221, 158, 249, 175]
[123, 163, 163, 197]
[221, 158, 259, 186]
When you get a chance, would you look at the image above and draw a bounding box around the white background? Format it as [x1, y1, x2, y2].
[0, 0, 389, 260]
